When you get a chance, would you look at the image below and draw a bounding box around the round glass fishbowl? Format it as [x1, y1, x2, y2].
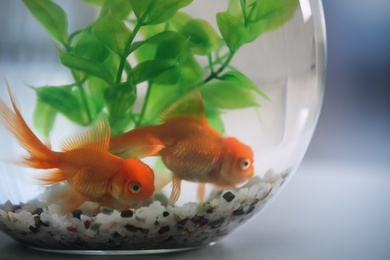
[0, 0, 326, 255]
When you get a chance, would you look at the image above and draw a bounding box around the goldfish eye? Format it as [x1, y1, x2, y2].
[240, 159, 251, 171]
[129, 182, 142, 194]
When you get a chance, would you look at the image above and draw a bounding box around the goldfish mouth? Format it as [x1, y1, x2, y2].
[238, 170, 255, 183]
[224, 170, 254, 186]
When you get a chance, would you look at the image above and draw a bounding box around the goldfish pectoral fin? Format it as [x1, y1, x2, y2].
[169, 175, 182, 205]
[100, 195, 113, 208]
[154, 171, 173, 193]
[159, 90, 207, 122]
[43, 183, 86, 214]
[59, 196, 86, 215]
[36, 170, 66, 185]
[105, 197, 132, 212]
[61, 113, 110, 152]
[197, 183, 206, 202]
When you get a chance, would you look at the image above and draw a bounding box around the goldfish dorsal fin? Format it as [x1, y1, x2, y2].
[159, 90, 206, 122]
[61, 114, 110, 152]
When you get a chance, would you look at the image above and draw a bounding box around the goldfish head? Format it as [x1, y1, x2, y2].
[220, 137, 254, 186]
[110, 158, 155, 202]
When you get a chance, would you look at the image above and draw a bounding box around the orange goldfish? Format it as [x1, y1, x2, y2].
[109, 91, 254, 204]
[0, 85, 159, 213]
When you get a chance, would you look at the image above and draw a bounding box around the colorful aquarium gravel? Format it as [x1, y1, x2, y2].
[0, 174, 284, 251]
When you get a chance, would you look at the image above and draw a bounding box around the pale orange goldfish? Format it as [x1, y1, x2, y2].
[109, 91, 254, 204]
[0, 85, 156, 213]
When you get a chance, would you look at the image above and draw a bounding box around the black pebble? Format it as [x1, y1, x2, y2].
[125, 224, 138, 232]
[84, 220, 91, 229]
[191, 215, 209, 226]
[158, 226, 170, 234]
[222, 192, 235, 202]
[177, 217, 190, 225]
[29, 226, 39, 233]
[32, 208, 43, 216]
[246, 206, 255, 215]
[208, 218, 225, 229]
[72, 210, 82, 219]
[125, 224, 149, 234]
[232, 208, 245, 216]
[206, 207, 215, 214]
[101, 207, 114, 215]
[120, 210, 134, 218]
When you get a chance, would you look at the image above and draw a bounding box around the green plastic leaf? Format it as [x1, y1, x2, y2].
[205, 106, 225, 134]
[169, 12, 193, 31]
[200, 81, 260, 109]
[130, 0, 193, 25]
[178, 53, 203, 87]
[82, 0, 105, 6]
[92, 14, 132, 57]
[132, 31, 183, 56]
[154, 32, 189, 84]
[131, 59, 177, 84]
[142, 84, 182, 125]
[22, 0, 68, 45]
[104, 81, 136, 128]
[70, 28, 110, 62]
[33, 98, 57, 138]
[216, 12, 247, 52]
[110, 110, 134, 136]
[33, 86, 89, 125]
[218, 0, 299, 51]
[100, 0, 132, 19]
[134, 32, 201, 87]
[134, 31, 189, 85]
[58, 49, 115, 84]
[180, 19, 221, 55]
[220, 70, 270, 101]
[244, 0, 299, 42]
[86, 76, 107, 117]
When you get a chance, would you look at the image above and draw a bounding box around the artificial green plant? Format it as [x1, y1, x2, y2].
[23, 0, 298, 136]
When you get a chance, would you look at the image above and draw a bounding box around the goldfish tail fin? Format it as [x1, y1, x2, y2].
[110, 130, 165, 159]
[0, 82, 56, 169]
[169, 175, 182, 205]
[35, 169, 66, 185]
[116, 143, 165, 159]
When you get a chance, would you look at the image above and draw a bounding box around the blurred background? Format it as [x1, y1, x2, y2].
[0, 0, 389, 165]
[305, 0, 390, 164]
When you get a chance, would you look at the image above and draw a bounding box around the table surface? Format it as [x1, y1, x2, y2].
[1, 160, 389, 260]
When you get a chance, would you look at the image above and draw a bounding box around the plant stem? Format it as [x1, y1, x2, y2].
[136, 82, 153, 127]
[207, 53, 215, 74]
[124, 3, 158, 127]
[115, 23, 142, 84]
[63, 36, 91, 124]
[71, 70, 92, 123]
[115, 3, 155, 84]
[240, 0, 248, 21]
[204, 51, 236, 83]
